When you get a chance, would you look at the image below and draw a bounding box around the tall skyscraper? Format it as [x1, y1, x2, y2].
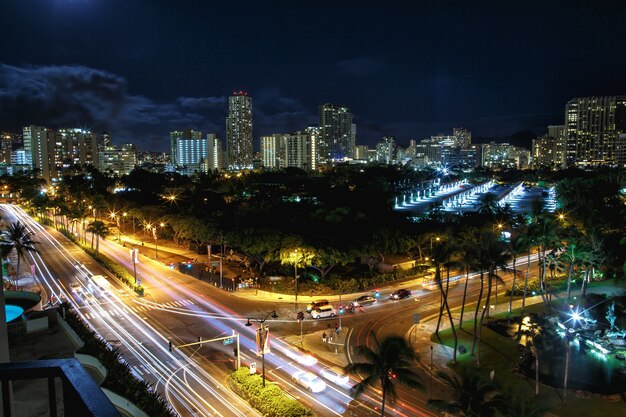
[226, 91, 253, 170]
[23, 125, 53, 182]
[565, 96, 626, 166]
[319, 103, 355, 161]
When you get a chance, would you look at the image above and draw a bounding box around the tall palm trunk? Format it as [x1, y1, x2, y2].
[477, 268, 494, 367]
[434, 265, 445, 335]
[96, 235, 100, 253]
[459, 266, 470, 329]
[443, 266, 458, 363]
[471, 270, 485, 356]
[509, 258, 517, 313]
[522, 251, 531, 312]
[564, 263, 574, 307]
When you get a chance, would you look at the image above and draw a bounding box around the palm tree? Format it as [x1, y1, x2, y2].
[478, 192, 499, 216]
[429, 369, 504, 417]
[429, 234, 459, 363]
[476, 232, 510, 366]
[86, 220, 109, 254]
[507, 234, 528, 313]
[345, 336, 424, 416]
[458, 227, 479, 329]
[0, 221, 39, 288]
[530, 215, 561, 305]
[0, 245, 13, 362]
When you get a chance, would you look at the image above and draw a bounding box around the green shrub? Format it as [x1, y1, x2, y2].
[229, 368, 313, 417]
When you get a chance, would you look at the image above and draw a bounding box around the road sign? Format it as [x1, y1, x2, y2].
[249, 363, 256, 375]
[223, 337, 234, 345]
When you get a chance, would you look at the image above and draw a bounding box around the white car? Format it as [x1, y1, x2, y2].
[284, 349, 318, 366]
[320, 367, 350, 386]
[292, 371, 326, 393]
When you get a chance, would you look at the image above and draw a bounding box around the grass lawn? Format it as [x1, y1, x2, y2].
[432, 303, 626, 417]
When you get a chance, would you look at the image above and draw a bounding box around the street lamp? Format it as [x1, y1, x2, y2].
[245, 310, 278, 387]
[292, 249, 300, 310]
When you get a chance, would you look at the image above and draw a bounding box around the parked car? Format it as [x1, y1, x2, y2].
[352, 295, 376, 307]
[320, 367, 349, 386]
[292, 371, 326, 393]
[311, 305, 336, 319]
[391, 289, 411, 300]
[306, 299, 330, 313]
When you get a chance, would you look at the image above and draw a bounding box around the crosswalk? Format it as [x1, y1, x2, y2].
[81, 298, 197, 319]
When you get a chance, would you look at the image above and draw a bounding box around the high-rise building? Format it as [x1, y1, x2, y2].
[531, 135, 557, 169]
[354, 145, 370, 161]
[0, 133, 15, 164]
[565, 96, 626, 166]
[204, 133, 223, 172]
[453, 128, 472, 148]
[23, 125, 53, 182]
[260, 134, 288, 169]
[170, 129, 203, 168]
[226, 91, 253, 170]
[376, 136, 395, 164]
[319, 104, 355, 161]
[98, 144, 137, 175]
[482, 142, 530, 169]
[60, 128, 98, 168]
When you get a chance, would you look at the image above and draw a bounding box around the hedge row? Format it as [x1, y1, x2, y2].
[63, 305, 175, 417]
[60, 230, 144, 296]
[230, 368, 313, 417]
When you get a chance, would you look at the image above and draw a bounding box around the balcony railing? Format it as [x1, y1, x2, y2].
[0, 359, 121, 417]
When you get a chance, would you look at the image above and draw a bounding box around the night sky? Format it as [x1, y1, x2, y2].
[1, 0, 625, 152]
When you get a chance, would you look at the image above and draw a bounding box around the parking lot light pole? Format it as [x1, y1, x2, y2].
[245, 310, 278, 387]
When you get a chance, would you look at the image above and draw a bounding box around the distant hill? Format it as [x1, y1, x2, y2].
[474, 130, 536, 150]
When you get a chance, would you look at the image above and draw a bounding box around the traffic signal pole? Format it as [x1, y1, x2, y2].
[169, 330, 240, 370]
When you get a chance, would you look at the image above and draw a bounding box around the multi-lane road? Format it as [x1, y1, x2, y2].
[4, 204, 539, 416]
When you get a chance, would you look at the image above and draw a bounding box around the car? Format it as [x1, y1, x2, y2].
[352, 295, 376, 307]
[311, 305, 336, 319]
[320, 367, 349, 386]
[292, 371, 326, 393]
[391, 289, 411, 300]
[306, 299, 330, 313]
[284, 349, 318, 366]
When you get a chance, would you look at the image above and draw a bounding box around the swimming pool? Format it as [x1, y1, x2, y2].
[5, 304, 24, 322]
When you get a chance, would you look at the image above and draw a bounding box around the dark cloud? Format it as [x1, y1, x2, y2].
[0, 63, 226, 151]
[336, 57, 385, 77]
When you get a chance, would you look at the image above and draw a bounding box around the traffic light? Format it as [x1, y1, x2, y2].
[233, 347, 238, 357]
[168, 341, 172, 352]
[374, 289, 380, 298]
[338, 305, 344, 314]
[297, 311, 305, 322]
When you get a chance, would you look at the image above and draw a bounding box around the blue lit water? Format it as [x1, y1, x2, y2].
[5, 304, 23, 322]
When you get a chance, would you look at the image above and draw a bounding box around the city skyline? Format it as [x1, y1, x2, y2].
[1, 1, 626, 152]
